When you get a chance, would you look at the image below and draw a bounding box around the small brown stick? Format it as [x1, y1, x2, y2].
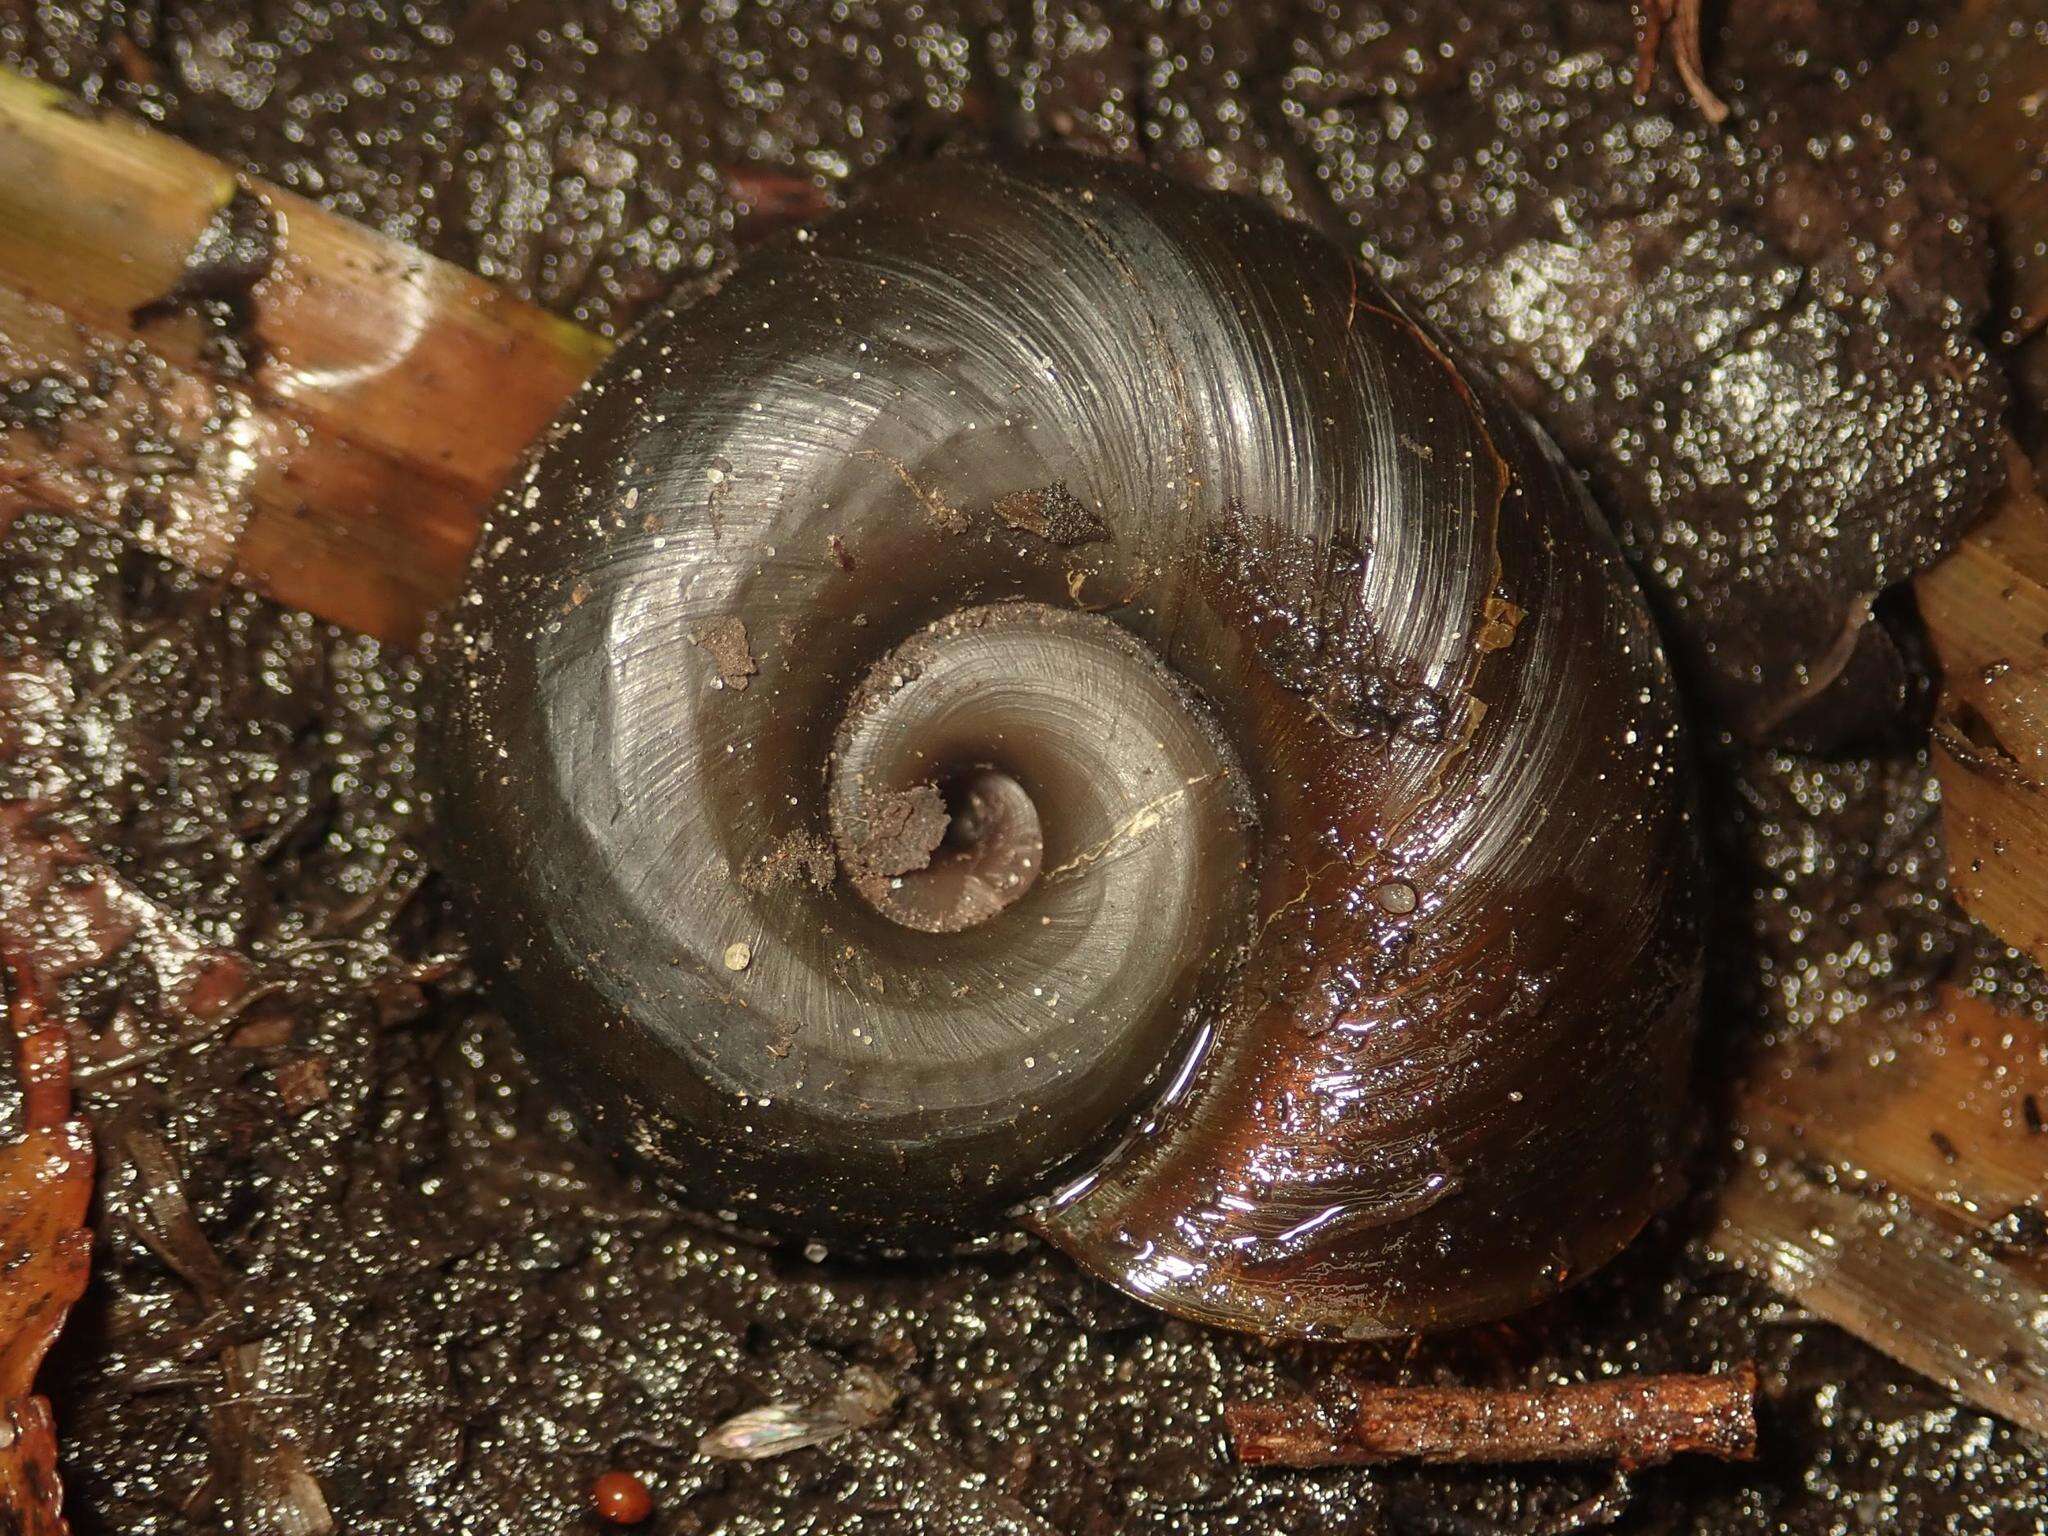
[1226, 1364, 1758, 1469]
[1631, 0, 1730, 125]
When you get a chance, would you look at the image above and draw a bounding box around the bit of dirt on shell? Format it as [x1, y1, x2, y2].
[993, 483, 1109, 546]
[839, 785, 948, 882]
[742, 832, 839, 894]
[690, 616, 758, 690]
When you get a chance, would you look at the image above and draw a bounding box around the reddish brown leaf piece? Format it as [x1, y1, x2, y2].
[0, 952, 93, 1535]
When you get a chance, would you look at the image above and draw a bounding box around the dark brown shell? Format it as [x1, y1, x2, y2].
[434, 152, 1702, 1339]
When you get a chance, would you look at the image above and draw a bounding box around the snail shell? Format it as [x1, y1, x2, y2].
[434, 153, 1702, 1339]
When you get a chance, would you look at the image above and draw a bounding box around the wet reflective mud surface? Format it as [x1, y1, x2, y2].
[4, 1, 2048, 1532]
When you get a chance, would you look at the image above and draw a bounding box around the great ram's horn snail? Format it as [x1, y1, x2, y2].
[433, 151, 1702, 1340]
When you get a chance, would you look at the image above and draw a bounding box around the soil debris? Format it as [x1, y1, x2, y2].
[837, 784, 948, 882]
[689, 616, 757, 691]
[992, 483, 1108, 547]
[742, 831, 838, 895]
[1198, 501, 1449, 745]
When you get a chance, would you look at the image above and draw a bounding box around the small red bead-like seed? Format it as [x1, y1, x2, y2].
[590, 1470, 654, 1526]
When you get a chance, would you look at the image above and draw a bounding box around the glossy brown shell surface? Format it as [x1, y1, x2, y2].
[434, 153, 1702, 1339]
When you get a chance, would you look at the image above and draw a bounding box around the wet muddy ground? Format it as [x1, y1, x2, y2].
[4, 1, 2048, 1531]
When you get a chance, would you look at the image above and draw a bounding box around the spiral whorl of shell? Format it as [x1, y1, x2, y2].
[435, 153, 1701, 1339]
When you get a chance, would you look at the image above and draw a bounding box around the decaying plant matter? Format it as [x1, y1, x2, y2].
[1885, 8, 2048, 967]
[1715, 986, 2048, 1437]
[1919, 447, 2048, 967]
[0, 68, 605, 643]
[0, 952, 91, 1536]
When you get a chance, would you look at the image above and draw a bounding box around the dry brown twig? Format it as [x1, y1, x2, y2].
[1632, 0, 1731, 124]
[1226, 1364, 1759, 1469]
